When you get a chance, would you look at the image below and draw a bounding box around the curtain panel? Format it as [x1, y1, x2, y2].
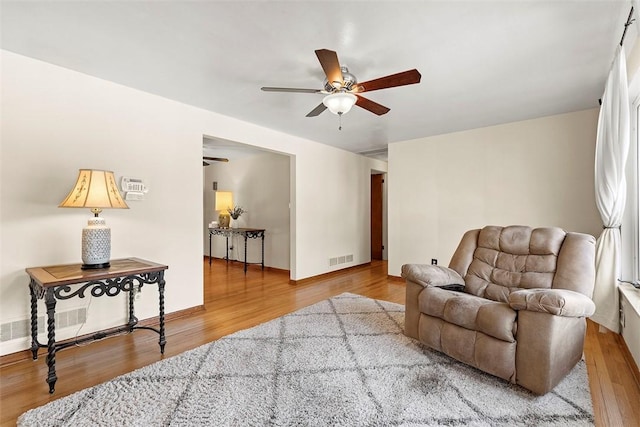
[592, 46, 631, 333]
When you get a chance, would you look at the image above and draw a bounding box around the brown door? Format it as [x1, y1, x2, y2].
[371, 174, 383, 260]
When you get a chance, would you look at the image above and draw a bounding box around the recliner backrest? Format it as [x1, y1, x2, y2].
[448, 225, 595, 303]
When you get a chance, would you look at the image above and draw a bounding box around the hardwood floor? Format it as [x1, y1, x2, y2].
[1, 259, 638, 426]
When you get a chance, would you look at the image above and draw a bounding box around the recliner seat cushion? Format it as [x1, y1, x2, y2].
[419, 287, 517, 342]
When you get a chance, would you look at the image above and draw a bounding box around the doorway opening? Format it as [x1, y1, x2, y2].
[370, 172, 387, 261]
[202, 135, 292, 275]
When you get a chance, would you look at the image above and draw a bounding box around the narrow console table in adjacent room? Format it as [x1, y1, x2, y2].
[208, 227, 265, 273]
[25, 257, 168, 393]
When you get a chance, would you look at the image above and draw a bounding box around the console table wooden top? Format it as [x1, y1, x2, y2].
[25, 257, 168, 287]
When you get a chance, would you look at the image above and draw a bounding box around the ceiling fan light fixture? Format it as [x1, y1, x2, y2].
[323, 92, 357, 115]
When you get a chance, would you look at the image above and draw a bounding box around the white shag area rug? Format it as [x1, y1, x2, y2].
[19, 293, 594, 426]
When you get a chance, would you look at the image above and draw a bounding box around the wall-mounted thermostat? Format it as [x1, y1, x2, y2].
[121, 177, 148, 201]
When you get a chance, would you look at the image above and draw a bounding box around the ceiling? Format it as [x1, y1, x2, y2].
[1, 1, 633, 157]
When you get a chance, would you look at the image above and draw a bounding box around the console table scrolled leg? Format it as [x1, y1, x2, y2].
[244, 235, 248, 274]
[209, 232, 212, 266]
[29, 280, 40, 360]
[261, 234, 265, 270]
[44, 288, 57, 393]
[158, 273, 166, 354]
[127, 287, 138, 331]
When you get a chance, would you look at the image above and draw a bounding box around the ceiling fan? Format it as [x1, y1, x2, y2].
[203, 156, 229, 166]
[261, 49, 421, 118]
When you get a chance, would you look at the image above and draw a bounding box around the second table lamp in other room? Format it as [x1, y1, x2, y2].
[215, 191, 233, 228]
[59, 169, 129, 269]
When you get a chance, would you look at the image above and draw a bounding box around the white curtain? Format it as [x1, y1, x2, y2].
[592, 46, 630, 333]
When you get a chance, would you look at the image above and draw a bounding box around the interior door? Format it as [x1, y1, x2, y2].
[371, 174, 383, 260]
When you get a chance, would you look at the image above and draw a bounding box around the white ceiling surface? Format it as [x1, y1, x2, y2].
[1, 1, 632, 155]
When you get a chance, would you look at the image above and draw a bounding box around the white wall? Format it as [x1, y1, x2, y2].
[381, 172, 389, 260]
[203, 151, 290, 270]
[388, 109, 602, 276]
[0, 51, 387, 355]
[295, 145, 379, 276]
[1, 51, 206, 355]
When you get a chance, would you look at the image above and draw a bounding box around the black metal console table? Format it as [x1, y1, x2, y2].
[25, 257, 168, 393]
[208, 227, 265, 273]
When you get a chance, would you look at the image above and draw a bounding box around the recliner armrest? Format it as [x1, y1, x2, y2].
[508, 289, 595, 317]
[401, 264, 465, 289]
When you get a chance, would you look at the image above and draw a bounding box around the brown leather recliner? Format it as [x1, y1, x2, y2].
[402, 225, 596, 395]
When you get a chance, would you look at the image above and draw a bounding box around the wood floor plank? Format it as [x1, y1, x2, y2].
[586, 320, 627, 426]
[0, 259, 638, 426]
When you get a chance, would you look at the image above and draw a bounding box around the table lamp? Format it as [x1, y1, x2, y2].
[59, 169, 129, 269]
[215, 191, 233, 228]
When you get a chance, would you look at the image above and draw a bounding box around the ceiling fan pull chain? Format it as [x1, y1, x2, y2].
[338, 112, 343, 131]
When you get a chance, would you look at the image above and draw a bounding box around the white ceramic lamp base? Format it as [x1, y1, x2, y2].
[82, 217, 111, 269]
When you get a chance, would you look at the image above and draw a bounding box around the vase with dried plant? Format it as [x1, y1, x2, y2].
[228, 206, 245, 227]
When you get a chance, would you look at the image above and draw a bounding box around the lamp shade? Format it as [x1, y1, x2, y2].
[215, 191, 234, 212]
[59, 169, 129, 210]
[322, 92, 357, 115]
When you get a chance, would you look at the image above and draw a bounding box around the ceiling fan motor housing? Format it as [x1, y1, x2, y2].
[323, 66, 357, 92]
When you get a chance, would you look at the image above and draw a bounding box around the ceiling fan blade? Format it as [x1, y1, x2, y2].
[306, 103, 327, 117]
[355, 95, 390, 116]
[261, 87, 323, 93]
[203, 156, 229, 162]
[315, 49, 343, 87]
[353, 69, 421, 93]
